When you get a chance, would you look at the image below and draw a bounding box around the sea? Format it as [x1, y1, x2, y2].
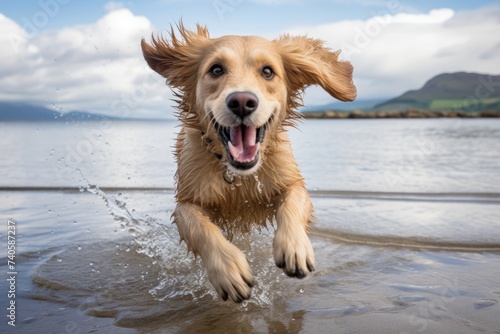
[1, 118, 499, 333]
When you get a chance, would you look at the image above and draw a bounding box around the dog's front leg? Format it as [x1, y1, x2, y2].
[174, 202, 254, 302]
[273, 183, 315, 278]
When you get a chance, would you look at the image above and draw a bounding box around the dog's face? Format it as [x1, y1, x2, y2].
[196, 36, 287, 173]
[141, 25, 356, 175]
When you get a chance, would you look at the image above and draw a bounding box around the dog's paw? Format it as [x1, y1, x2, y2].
[204, 241, 255, 303]
[273, 227, 315, 278]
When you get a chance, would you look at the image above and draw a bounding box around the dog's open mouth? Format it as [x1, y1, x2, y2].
[216, 122, 266, 170]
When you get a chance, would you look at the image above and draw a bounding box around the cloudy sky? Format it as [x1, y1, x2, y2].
[1, 0, 499, 118]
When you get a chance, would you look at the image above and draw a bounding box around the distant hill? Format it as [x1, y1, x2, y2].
[0, 101, 121, 121]
[374, 72, 500, 112]
[306, 99, 385, 112]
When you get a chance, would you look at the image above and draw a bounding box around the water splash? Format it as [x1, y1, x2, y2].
[76, 170, 207, 296]
[76, 169, 283, 307]
[254, 174, 263, 194]
[223, 169, 235, 184]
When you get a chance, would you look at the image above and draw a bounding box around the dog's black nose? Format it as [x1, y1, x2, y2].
[226, 92, 259, 119]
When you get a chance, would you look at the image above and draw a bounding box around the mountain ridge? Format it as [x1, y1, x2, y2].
[0, 101, 123, 121]
[373, 72, 500, 111]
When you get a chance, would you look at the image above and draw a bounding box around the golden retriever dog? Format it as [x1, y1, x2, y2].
[141, 24, 356, 303]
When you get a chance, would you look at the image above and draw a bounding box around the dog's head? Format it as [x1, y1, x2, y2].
[141, 25, 356, 175]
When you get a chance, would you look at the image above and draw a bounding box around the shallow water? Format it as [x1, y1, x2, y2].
[1, 119, 500, 333]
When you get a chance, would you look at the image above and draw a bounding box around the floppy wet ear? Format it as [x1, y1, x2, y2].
[140, 24, 210, 88]
[275, 35, 356, 102]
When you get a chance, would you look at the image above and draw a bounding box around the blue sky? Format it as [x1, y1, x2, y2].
[1, 0, 499, 117]
[1, 0, 496, 33]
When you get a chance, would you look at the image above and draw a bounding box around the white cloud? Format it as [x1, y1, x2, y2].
[288, 5, 500, 105]
[0, 8, 170, 118]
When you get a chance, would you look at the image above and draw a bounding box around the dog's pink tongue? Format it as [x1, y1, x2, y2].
[228, 125, 259, 163]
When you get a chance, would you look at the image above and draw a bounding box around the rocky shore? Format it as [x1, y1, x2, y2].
[303, 109, 500, 119]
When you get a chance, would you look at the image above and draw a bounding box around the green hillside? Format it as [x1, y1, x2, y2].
[374, 72, 500, 112]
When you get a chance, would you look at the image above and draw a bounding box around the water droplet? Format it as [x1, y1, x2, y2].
[299, 288, 305, 293]
[224, 169, 235, 184]
[125, 248, 130, 252]
[77, 245, 82, 250]
[89, 262, 94, 266]
[73, 221, 77, 225]
[57, 258, 62, 262]
[254, 174, 263, 193]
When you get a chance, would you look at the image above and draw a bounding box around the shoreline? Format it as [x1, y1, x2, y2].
[303, 109, 500, 119]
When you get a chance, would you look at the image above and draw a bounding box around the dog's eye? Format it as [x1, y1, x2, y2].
[209, 64, 224, 78]
[261, 66, 274, 80]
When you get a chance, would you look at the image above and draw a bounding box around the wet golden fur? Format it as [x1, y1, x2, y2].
[141, 24, 356, 302]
